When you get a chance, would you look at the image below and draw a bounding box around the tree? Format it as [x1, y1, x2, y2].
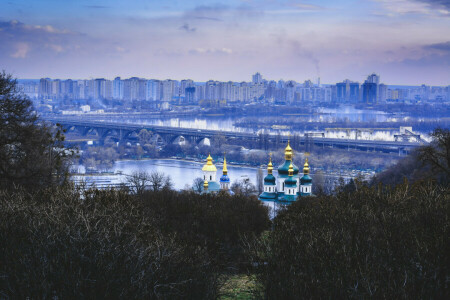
[0, 71, 72, 190]
[138, 129, 152, 145]
[149, 171, 172, 192]
[250, 180, 448, 299]
[192, 177, 204, 193]
[372, 128, 450, 186]
[126, 171, 150, 195]
[417, 127, 450, 183]
[231, 178, 257, 197]
[312, 170, 335, 195]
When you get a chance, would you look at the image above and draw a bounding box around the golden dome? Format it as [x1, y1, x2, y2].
[303, 158, 310, 175]
[204, 180, 209, 190]
[267, 154, 273, 175]
[288, 161, 294, 176]
[222, 156, 228, 175]
[285, 140, 293, 160]
[202, 154, 217, 172]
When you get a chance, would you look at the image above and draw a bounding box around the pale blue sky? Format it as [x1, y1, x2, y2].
[1, 0, 449, 84]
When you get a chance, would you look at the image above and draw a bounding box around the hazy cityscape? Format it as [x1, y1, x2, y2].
[18, 72, 450, 112]
[1, 0, 449, 298]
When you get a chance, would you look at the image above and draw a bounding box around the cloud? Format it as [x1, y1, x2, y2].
[188, 48, 233, 55]
[194, 16, 223, 22]
[0, 20, 74, 58]
[414, 0, 450, 10]
[184, 4, 230, 20]
[179, 23, 196, 32]
[290, 2, 325, 11]
[85, 5, 109, 9]
[424, 41, 450, 52]
[0, 19, 127, 65]
[11, 42, 29, 58]
[374, 0, 450, 16]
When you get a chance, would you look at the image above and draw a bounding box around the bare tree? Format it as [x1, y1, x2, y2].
[126, 171, 150, 195]
[231, 178, 257, 197]
[192, 177, 204, 193]
[149, 171, 172, 192]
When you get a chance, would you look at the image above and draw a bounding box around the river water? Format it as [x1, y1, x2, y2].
[73, 159, 260, 190]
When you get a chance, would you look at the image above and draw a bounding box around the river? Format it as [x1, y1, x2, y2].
[73, 159, 260, 190]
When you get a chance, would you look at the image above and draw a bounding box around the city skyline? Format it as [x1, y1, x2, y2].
[1, 0, 449, 85]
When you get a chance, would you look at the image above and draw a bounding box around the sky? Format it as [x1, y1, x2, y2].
[0, 0, 449, 85]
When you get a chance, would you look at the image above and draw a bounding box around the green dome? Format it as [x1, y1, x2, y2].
[264, 174, 276, 185]
[300, 174, 312, 185]
[278, 160, 299, 175]
[285, 176, 297, 187]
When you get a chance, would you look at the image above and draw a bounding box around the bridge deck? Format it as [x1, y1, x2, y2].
[46, 118, 425, 149]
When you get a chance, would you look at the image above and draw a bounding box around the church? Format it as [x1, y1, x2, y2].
[201, 154, 230, 193]
[199, 141, 312, 202]
[259, 141, 312, 202]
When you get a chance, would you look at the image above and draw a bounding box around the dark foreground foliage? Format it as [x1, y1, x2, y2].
[250, 180, 449, 299]
[0, 187, 270, 299]
[0, 71, 72, 190]
[140, 190, 270, 270]
[373, 127, 450, 186]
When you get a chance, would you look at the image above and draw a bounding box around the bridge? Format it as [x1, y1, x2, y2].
[46, 118, 426, 155]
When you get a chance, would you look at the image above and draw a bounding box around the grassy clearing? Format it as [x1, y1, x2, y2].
[218, 274, 262, 300]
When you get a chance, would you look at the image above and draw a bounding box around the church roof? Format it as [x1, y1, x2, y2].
[264, 174, 276, 185]
[285, 176, 297, 187]
[300, 174, 312, 184]
[202, 154, 217, 172]
[220, 174, 230, 182]
[278, 160, 299, 175]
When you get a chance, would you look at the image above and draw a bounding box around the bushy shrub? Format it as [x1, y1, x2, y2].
[251, 180, 449, 299]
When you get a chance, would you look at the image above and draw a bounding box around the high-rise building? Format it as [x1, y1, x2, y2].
[362, 73, 381, 105]
[52, 79, 61, 99]
[137, 79, 147, 100]
[362, 81, 377, 105]
[161, 79, 175, 101]
[113, 77, 124, 100]
[252, 72, 263, 84]
[336, 79, 351, 102]
[123, 77, 140, 101]
[38, 78, 52, 99]
[185, 86, 196, 103]
[366, 73, 380, 84]
[349, 82, 360, 103]
[378, 84, 387, 103]
[146, 80, 161, 101]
